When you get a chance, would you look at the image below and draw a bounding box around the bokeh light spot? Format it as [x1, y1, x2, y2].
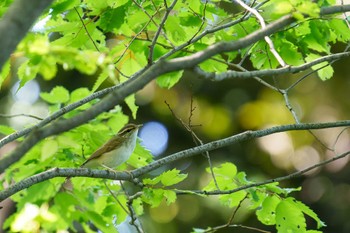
[11, 80, 40, 104]
[139, 121, 168, 157]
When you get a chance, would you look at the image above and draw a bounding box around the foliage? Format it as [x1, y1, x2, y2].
[0, 0, 350, 232]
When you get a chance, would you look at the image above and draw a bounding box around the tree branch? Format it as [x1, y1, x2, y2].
[132, 120, 350, 176]
[175, 149, 350, 196]
[2, 120, 350, 202]
[234, 0, 287, 67]
[191, 52, 350, 80]
[0, 168, 133, 202]
[0, 0, 54, 70]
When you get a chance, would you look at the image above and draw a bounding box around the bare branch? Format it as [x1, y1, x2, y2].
[3, 120, 350, 203]
[165, 100, 220, 190]
[0, 168, 133, 202]
[176, 149, 350, 196]
[132, 120, 350, 177]
[114, 13, 155, 65]
[2, 121, 350, 202]
[0, 113, 43, 121]
[191, 52, 350, 81]
[148, 0, 178, 63]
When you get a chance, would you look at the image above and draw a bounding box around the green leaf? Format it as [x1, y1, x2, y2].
[99, 6, 126, 32]
[163, 190, 177, 205]
[164, 16, 187, 43]
[156, 70, 184, 89]
[209, 162, 237, 178]
[107, 0, 128, 8]
[105, 110, 129, 133]
[219, 190, 246, 208]
[275, 197, 307, 232]
[85, 0, 109, 13]
[51, 0, 80, 16]
[263, 182, 301, 195]
[204, 163, 239, 191]
[40, 86, 70, 104]
[160, 169, 188, 186]
[295, 1, 320, 18]
[102, 197, 128, 225]
[142, 188, 164, 208]
[132, 197, 144, 215]
[85, 211, 115, 232]
[303, 21, 330, 53]
[128, 141, 153, 168]
[92, 67, 111, 92]
[278, 40, 304, 66]
[119, 54, 143, 77]
[0, 124, 15, 135]
[262, 0, 293, 20]
[38, 56, 57, 80]
[329, 19, 350, 42]
[250, 41, 279, 69]
[16, 181, 56, 208]
[305, 53, 334, 80]
[69, 88, 91, 105]
[41, 139, 59, 161]
[143, 169, 187, 186]
[0, 60, 10, 89]
[199, 59, 228, 73]
[256, 195, 280, 225]
[143, 176, 162, 186]
[17, 60, 40, 88]
[293, 199, 326, 229]
[125, 94, 138, 119]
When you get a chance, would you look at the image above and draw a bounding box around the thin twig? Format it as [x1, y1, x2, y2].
[74, 7, 100, 52]
[202, 195, 268, 232]
[187, 0, 208, 42]
[0, 113, 43, 121]
[103, 180, 130, 214]
[191, 52, 350, 81]
[160, 0, 269, 60]
[148, 0, 178, 64]
[114, 13, 155, 65]
[175, 149, 350, 196]
[234, 0, 287, 67]
[165, 100, 221, 190]
[132, 0, 174, 48]
[120, 181, 144, 233]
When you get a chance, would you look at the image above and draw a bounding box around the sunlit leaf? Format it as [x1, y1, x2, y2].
[156, 70, 184, 89]
[40, 86, 70, 104]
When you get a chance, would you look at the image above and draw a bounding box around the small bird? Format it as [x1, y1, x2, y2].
[61, 123, 142, 191]
[81, 123, 142, 170]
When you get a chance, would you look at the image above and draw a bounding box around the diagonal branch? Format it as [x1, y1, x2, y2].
[191, 52, 350, 81]
[2, 120, 350, 202]
[177, 149, 350, 196]
[148, 0, 178, 63]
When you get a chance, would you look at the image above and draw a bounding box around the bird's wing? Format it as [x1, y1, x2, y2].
[81, 135, 122, 166]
